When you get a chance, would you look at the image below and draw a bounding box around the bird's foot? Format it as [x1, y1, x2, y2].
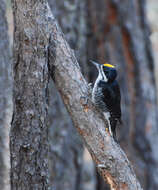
[80, 96, 89, 105]
[80, 95, 90, 113]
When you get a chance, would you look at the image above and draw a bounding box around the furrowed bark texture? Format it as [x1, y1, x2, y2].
[86, 0, 158, 189]
[11, 0, 143, 189]
[0, 0, 11, 189]
[47, 1, 95, 189]
[48, 1, 108, 189]
[10, 0, 50, 189]
[47, 6, 143, 190]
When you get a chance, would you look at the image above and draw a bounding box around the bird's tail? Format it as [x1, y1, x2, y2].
[109, 118, 117, 141]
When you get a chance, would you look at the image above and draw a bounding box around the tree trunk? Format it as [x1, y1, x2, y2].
[86, 0, 158, 189]
[48, 0, 158, 189]
[47, 1, 96, 190]
[10, 0, 143, 189]
[0, 0, 12, 189]
[10, 0, 50, 189]
[47, 7, 142, 189]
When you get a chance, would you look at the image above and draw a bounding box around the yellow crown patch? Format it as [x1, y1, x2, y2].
[103, 63, 115, 68]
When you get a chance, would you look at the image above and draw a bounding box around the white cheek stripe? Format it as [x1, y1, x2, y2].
[98, 65, 108, 82]
[101, 67, 108, 82]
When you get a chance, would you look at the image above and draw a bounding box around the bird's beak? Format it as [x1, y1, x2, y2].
[90, 60, 101, 70]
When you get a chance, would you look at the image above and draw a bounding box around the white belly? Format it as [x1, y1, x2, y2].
[92, 81, 108, 112]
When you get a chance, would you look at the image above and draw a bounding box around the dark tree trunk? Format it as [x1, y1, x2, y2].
[86, 0, 158, 189]
[0, 0, 12, 189]
[10, 0, 50, 189]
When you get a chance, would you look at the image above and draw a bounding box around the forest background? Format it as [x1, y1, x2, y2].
[1, 0, 158, 189]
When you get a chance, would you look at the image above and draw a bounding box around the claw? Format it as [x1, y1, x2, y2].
[80, 96, 88, 105]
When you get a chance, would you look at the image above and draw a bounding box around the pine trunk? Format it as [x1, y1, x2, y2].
[10, 0, 50, 189]
[10, 0, 144, 189]
[47, 1, 94, 189]
[48, 8, 142, 189]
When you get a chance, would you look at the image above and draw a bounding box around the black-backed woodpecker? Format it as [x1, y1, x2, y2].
[91, 61, 121, 140]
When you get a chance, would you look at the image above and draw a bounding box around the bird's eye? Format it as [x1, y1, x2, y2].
[103, 68, 108, 74]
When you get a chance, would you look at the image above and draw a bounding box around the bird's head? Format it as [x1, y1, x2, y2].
[90, 60, 117, 82]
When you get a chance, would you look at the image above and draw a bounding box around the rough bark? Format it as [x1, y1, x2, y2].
[86, 0, 158, 189]
[10, 0, 50, 189]
[11, 0, 143, 189]
[47, 5, 143, 190]
[0, 0, 12, 189]
[47, 1, 95, 190]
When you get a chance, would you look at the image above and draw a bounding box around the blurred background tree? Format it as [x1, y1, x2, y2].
[0, 0, 12, 190]
[3, 0, 158, 189]
[85, 0, 158, 189]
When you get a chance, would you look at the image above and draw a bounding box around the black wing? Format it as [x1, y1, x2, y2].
[99, 80, 121, 120]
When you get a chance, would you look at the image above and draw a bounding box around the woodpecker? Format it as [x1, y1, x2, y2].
[91, 60, 121, 140]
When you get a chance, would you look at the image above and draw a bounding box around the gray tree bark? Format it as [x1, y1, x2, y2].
[10, 0, 50, 189]
[11, 0, 143, 189]
[47, 5, 143, 190]
[0, 0, 12, 189]
[86, 0, 158, 189]
[47, 1, 95, 190]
